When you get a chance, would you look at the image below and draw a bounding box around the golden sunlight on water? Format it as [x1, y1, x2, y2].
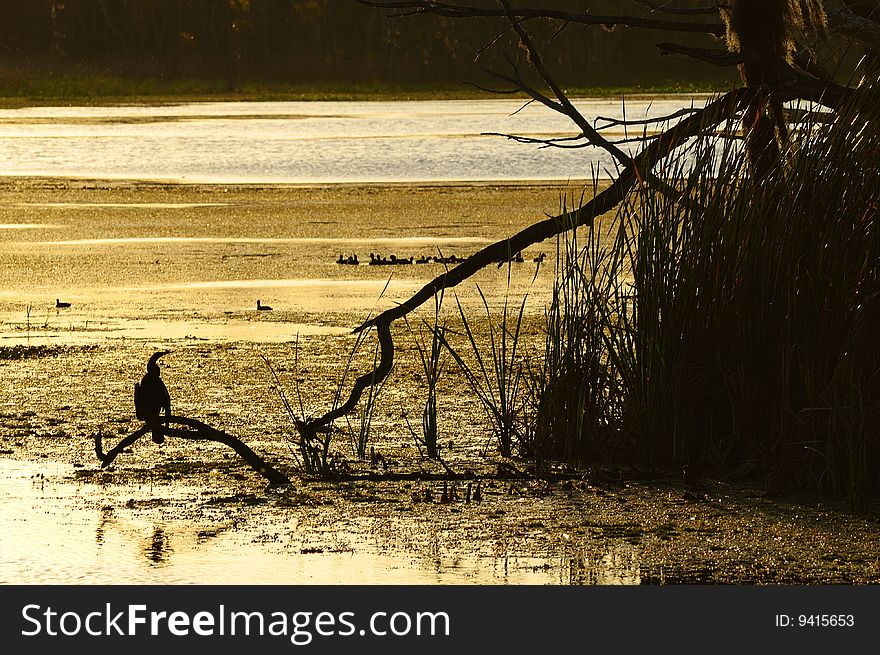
[0, 460, 640, 585]
[0, 179, 631, 585]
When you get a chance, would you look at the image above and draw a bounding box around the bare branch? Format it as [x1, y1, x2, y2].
[463, 79, 522, 94]
[500, 0, 632, 167]
[302, 69, 862, 437]
[298, 321, 394, 432]
[656, 42, 743, 67]
[635, 1, 720, 16]
[595, 106, 702, 130]
[362, 90, 749, 333]
[358, 1, 726, 37]
[309, 90, 747, 414]
[96, 416, 291, 486]
[484, 131, 590, 148]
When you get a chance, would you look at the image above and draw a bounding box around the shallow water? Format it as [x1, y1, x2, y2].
[0, 460, 641, 585]
[0, 179, 607, 584]
[0, 182, 570, 345]
[0, 98, 708, 183]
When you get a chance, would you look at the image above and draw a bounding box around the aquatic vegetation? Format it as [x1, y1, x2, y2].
[0, 345, 62, 360]
[404, 290, 447, 459]
[523, 89, 880, 507]
[438, 285, 528, 458]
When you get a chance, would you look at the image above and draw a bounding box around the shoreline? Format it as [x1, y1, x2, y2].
[0, 88, 723, 110]
[0, 175, 603, 193]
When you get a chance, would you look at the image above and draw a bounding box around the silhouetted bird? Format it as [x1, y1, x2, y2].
[257, 300, 273, 311]
[134, 351, 172, 445]
[55, 299, 71, 308]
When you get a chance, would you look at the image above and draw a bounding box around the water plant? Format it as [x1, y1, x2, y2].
[524, 192, 627, 466]
[438, 283, 528, 458]
[344, 331, 389, 461]
[522, 89, 880, 506]
[404, 290, 447, 459]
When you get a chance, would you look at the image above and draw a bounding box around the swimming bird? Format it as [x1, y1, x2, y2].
[533, 253, 546, 263]
[257, 300, 273, 311]
[55, 299, 71, 308]
[134, 351, 172, 445]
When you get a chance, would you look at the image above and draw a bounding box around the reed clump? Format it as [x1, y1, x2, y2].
[526, 89, 880, 506]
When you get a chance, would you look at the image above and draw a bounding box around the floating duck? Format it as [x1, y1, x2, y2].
[533, 253, 547, 263]
[55, 299, 71, 309]
[256, 300, 273, 311]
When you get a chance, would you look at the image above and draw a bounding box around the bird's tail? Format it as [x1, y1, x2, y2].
[150, 421, 165, 445]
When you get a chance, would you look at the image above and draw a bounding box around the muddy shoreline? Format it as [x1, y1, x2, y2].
[2, 177, 879, 584]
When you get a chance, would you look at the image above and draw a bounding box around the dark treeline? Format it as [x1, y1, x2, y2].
[0, 1, 733, 89]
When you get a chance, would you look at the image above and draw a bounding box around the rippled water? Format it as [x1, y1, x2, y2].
[0, 97, 709, 183]
[0, 99, 702, 584]
[0, 460, 640, 585]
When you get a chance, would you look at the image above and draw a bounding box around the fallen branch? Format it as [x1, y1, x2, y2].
[295, 87, 751, 441]
[95, 416, 291, 486]
[298, 2, 863, 449]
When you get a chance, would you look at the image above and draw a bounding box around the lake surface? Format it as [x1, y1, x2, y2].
[0, 97, 709, 183]
[0, 99, 699, 585]
[0, 181, 584, 346]
[0, 460, 643, 585]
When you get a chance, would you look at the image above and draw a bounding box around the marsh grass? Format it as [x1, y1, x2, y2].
[404, 291, 447, 459]
[524, 195, 629, 466]
[344, 333, 389, 461]
[438, 284, 529, 458]
[263, 341, 329, 476]
[522, 88, 880, 506]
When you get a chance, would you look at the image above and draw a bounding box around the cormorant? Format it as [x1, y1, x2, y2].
[134, 351, 172, 445]
[56, 299, 71, 308]
[257, 300, 273, 311]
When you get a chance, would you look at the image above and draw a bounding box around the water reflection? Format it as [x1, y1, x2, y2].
[145, 526, 172, 565]
[0, 460, 654, 585]
[95, 505, 114, 546]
